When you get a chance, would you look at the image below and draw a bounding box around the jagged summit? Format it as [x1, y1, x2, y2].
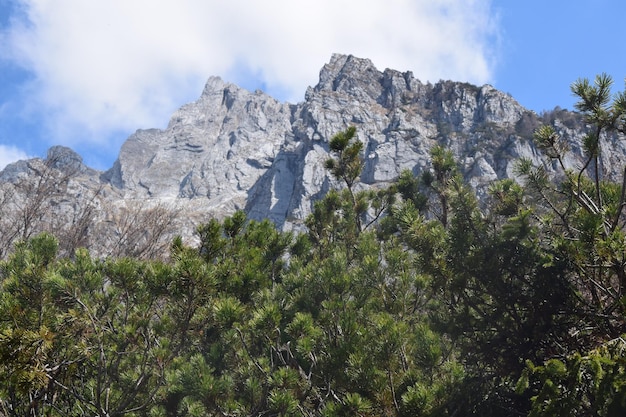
[1, 54, 620, 257]
[314, 54, 387, 97]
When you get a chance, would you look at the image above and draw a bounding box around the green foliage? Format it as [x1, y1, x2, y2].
[517, 74, 626, 343]
[0, 233, 180, 416]
[310, 127, 397, 259]
[394, 161, 578, 414]
[4, 96, 626, 417]
[506, 74, 626, 416]
[488, 178, 524, 216]
[420, 145, 460, 227]
[325, 126, 364, 192]
[396, 169, 428, 212]
[520, 338, 626, 417]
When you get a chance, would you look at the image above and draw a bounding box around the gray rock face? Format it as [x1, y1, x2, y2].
[103, 77, 292, 206]
[3, 53, 626, 256]
[104, 53, 537, 229]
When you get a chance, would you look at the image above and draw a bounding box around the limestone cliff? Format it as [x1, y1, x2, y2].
[2, 54, 624, 256]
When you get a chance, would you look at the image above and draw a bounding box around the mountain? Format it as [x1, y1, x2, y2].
[1, 54, 624, 258]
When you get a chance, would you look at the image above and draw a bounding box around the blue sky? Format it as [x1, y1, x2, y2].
[1, 1, 624, 170]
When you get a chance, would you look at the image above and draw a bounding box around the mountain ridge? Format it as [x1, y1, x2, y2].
[1, 53, 623, 257]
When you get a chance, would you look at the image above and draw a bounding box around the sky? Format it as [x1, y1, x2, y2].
[0, 0, 625, 171]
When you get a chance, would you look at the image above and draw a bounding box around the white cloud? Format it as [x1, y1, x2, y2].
[2, 0, 500, 151]
[0, 145, 30, 170]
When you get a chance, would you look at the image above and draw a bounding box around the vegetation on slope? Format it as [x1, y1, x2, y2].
[2, 75, 626, 416]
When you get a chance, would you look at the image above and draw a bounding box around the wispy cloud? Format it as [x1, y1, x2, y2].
[0, 144, 29, 170]
[1, 0, 500, 157]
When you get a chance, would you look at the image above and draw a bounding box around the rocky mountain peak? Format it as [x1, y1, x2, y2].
[46, 145, 91, 174]
[315, 54, 383, 97]
[201, 75, 230, 97]
[3, 53, 624, 258]
[312, 54, 424, 109]
[310, 54, 525, 130]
